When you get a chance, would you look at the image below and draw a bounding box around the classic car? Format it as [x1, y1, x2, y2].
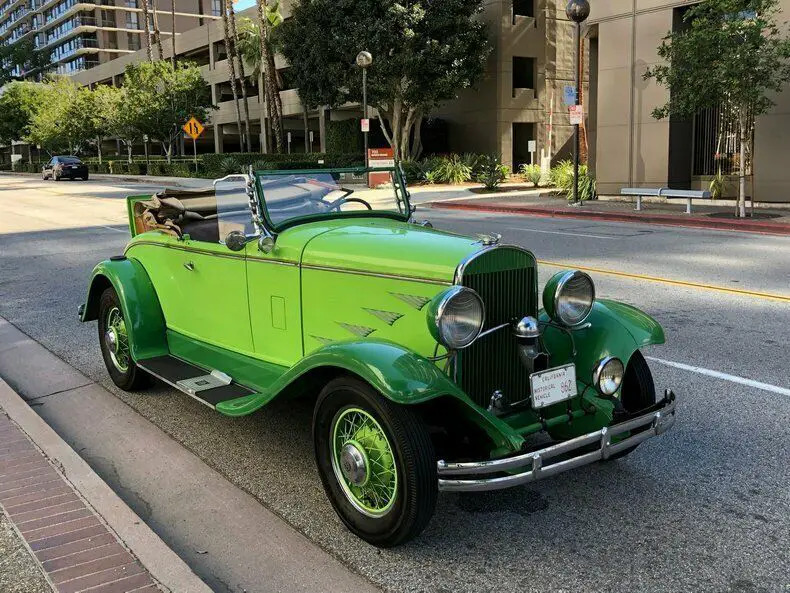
[79, 166, 677, 547]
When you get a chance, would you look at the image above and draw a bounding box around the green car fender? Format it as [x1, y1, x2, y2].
[216, 340, 524, 454]
[540, 298, 665, 384]
[80, 257, 168, 362]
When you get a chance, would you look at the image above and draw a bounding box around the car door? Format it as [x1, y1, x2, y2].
[141, 180, 254, 355]
[44, 158, 55, 176]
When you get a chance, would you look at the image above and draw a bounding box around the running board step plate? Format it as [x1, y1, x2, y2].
[138, 355, 254, 408]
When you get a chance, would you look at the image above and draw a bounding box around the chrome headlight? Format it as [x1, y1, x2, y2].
[543, 270, 595, 326]
[593, 357, 624, 395]
[428, 286, 485, 350]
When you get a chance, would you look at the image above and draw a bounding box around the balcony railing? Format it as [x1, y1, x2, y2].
[45, 14, 113, 44]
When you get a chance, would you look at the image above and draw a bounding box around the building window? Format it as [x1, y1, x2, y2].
[212, 0, 221, 17]
[128, 32, 141, 50]
[127, 10, 139, 29]
[512, 56, 535, 94]
[513, 0, 534, 19]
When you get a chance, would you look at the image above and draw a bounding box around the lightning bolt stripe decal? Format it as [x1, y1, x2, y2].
[363, 308, 404, 326]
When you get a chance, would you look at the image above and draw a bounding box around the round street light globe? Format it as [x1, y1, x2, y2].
[356, 51, 373, 68]
[565, 0, 590, 23]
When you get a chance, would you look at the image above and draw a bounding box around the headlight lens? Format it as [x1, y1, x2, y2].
[543, 270, 595, 326]
[593, 357, 624, 395]
[428, 286, 485, 350]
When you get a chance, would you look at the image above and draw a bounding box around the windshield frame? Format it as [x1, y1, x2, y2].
[252, 166, 411, 234]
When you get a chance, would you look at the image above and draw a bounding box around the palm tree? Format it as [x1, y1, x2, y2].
[221, 0, 244, 151]
[226, 1, 252, 152]
[141, 0, 153, 62]
[256, 0, 284, 153]
[151, 0, 164, 61]
[170, 0, 176, 68]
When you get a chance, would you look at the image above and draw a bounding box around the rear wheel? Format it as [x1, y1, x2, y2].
[606, 351, 656, 461]
[98, 287, 150, 391]
[313, 376, 437, 547]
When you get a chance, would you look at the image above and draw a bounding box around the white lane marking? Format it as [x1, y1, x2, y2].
[99, 225, 127, 233]
[646, 356, 790, 397]
[506, 226, 618, 240]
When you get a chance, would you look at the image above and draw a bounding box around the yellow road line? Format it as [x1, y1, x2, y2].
[538, 260, 790, 303]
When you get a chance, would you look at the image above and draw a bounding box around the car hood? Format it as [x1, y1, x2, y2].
[300, 219, 482, 283]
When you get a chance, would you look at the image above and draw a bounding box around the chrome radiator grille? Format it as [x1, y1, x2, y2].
[457, 247, 538, 409]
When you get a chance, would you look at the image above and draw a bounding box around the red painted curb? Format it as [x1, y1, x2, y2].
[431, 202, 790, 235]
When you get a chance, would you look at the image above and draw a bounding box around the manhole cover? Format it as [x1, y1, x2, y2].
[707, 212, 782, 220]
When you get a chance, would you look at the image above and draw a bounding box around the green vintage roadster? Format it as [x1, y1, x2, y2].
[80, 166, 676, 546]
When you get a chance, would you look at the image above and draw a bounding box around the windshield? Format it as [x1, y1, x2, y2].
[254, 168, 409, 230]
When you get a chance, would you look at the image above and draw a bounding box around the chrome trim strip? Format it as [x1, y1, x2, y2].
[137, 360, 217, 411]
[436, 390, 677, 492]
[453, 244, 538, 285]
[246, 257, 299, 267]
[301, 263, 452, 285]
[125, 240, 246, 261]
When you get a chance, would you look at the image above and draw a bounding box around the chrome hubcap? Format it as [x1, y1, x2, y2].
[339, 441, 368, 486]
[105, 328, 118, 353]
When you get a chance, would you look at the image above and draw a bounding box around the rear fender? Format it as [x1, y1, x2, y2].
[80, 258, 168, 362]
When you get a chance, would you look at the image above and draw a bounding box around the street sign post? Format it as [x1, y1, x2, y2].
[528, 140, 536, 165]
[287, 131, 292, 154]
[182, 117, 205, 173]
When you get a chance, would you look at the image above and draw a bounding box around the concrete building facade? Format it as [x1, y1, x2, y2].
[0, 0, 218, 77]
[587, 0, 790, 202]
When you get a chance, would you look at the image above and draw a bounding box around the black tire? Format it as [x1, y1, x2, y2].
[97, 287, 150, 391]
[313, 376, 437, 547]
[605, 351, 656, 461]
[53, 171, 60, 181]
[82, 175, 89, 181]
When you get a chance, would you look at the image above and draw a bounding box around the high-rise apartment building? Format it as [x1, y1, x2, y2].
[0, 0, 219, 78]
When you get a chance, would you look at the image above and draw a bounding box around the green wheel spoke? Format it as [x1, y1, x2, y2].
[331, 406, 398, 518]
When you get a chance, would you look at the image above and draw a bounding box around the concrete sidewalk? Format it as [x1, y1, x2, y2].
[428, 192, 790, 235]
[0, 317, 378, 593]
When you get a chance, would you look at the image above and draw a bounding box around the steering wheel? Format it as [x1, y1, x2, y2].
[327, 196, 373, 212]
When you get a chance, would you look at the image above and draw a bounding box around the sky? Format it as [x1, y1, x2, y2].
[234, 0, 256, 10]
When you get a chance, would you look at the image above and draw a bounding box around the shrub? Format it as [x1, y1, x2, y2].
[476, 154, 509, 190]
[520, 163, 542, 186]
[217, 156, 242, 176]
[709, 170, 730, 200]
[550, 160, 596, 201]
[433, 154, 472, 184]
[401, 159, 426, 184]
[325, 119, 364, 154]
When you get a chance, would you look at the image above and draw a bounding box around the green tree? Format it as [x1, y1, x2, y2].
[0, 82, 45, 148]
[105, 87, 143, 163]
[27, 78, 96, 155]
[0, 39, 49, 86]
[646, 0, 790, 217]
[123, 61, 214, 162]
[88, 85, 125, 164]
[279, 0, 489, 160]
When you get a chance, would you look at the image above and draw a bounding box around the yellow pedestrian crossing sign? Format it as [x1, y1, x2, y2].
[182, 117, 205, 140]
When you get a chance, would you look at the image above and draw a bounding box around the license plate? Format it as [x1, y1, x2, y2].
[530, 364, 577, 409]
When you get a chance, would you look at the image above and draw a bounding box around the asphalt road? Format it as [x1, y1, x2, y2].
[1, 175, 789, 593]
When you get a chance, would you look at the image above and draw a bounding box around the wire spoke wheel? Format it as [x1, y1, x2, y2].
[331, 407, 398, 518]
[105, 306, 130, 373]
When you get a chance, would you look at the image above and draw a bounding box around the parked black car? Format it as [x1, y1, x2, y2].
[42, 156, 89, 181]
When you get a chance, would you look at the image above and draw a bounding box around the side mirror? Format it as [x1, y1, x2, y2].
[225, 230, 249, 252]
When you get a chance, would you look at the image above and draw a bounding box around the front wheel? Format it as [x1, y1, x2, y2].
[97, 287, 150, 391]
[313, 376, 437, 547]
[605, 350, 656, 461]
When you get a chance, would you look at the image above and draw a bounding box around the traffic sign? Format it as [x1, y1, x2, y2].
[182, 117, 205, 140]
[568, 105, 584, 126]
[563, 85, 577, 106]
[361, 118, 370, 133]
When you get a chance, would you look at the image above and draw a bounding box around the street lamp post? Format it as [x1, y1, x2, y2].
[566, 0, 590, 206]
[356, 51, 373, 172]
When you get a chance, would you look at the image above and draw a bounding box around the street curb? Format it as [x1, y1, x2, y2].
[0, 378, 213, 593]
[0, 171, 204, 188]
[430, 201, 790, 235]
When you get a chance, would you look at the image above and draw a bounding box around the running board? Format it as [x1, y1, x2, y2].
[137, 355, 255, 409]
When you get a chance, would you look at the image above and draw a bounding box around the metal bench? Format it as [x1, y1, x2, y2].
[620, 187, 712, 214]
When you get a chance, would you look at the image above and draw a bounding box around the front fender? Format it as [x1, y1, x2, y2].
[540, 298, 665, 387]
[80, 257, 167, 362]
[217, 340, 524, 453]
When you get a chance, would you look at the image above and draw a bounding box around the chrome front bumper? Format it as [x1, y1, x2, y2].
[437, 389, 677, 492]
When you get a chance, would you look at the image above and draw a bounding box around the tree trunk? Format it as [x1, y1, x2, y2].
[127, 142, 132, 164]
[410, 110, 424, 160]
[302, 103, 310, 152]
[738, 106, 748, 219]
[141, 0, 153, 62]
[170, 0, 176, 68]
[227, 4, 252, 152]
[257, 0, 283, 153]
[97, 137, 102, 164]
[152, 0, 163, 61]
[222, 0, 244, 152]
